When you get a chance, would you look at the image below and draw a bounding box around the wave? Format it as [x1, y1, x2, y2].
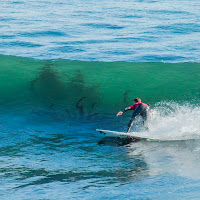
[1, 55, 200, 115]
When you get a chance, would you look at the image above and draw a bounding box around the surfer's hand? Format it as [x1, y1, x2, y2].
[116, 111, 123, 116]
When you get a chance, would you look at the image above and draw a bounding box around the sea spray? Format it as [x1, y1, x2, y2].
[133, 101, 200, 140]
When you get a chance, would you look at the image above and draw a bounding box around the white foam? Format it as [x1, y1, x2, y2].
[132, 101, 200, 140]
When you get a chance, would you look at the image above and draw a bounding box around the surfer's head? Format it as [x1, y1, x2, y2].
[133, 98, 141, 103]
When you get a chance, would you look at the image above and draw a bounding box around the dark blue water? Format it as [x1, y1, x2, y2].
[1, 110, 200, 200]
[0, 0, 200, 62]
[1, 0, 200, 199]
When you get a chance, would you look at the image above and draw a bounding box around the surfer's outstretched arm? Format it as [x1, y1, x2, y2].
[116, 106, 132, 116]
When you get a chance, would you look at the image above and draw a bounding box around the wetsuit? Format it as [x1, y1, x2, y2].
[124, 102, 150, 133]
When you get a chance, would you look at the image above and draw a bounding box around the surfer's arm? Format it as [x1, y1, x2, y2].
[124, 106, 132, 112]
[116, 106, 132, 116]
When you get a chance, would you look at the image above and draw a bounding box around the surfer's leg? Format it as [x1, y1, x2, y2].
[127, 118, 135, 133]
[141, 108, 149, 130]
[127, 105, 143, 133]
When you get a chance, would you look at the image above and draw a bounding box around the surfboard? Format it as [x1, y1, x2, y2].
[96, 129, 150, 141]
[96, 129, 184, 142]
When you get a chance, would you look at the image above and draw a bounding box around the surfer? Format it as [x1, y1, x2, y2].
[117, 98, 150, 133]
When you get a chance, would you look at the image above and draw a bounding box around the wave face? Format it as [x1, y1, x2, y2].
[1, 55, 200, 115]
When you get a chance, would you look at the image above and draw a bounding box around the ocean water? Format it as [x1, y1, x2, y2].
[1, 0, 200, 199]
[1, 0, 200, 62]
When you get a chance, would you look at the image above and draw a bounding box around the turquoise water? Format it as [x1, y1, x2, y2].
[1, 0, 200, 199]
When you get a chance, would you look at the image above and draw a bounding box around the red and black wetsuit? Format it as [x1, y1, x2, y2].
[124, 102, 150, 133]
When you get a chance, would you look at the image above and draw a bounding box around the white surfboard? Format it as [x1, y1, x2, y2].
[96, 129, 148, 140]
[96, 129, 184, 142]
